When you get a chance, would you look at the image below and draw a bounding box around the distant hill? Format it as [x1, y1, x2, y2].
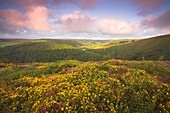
[0, 39, 104, 62]
[0, 34, 170, 63]
[94, 34, 170, 60]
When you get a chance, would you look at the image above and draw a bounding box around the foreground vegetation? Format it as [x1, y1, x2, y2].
[0, 60, 170, 112]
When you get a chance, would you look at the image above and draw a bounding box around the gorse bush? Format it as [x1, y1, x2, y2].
[0, 60, 170, 112]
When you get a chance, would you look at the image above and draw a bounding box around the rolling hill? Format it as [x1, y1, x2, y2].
[0, 39, 104, 62]
[94, 34, 170, 60]
[0, 34, 170, 63]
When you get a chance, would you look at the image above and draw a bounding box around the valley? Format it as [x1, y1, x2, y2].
[0, 34, 170, 112]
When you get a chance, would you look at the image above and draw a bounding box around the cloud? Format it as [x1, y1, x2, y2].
[132, 0, 164, 9]
[52, 0, 99, 9]
[26, 6, 53, 31]
[1, 0, 99, 10]
[139, 10, 170, 35]
[76, 0, 99, 9]
[96, 18, 136, 35]
[0, 6, 53, 32]
[0, 20, 19, 33]
[0, 9, 26, 28]
[129, 0, 166, 16]
[58, 11, 137, 35]
[12, 0, 48, 9]
[0, 0, 99, 34]
[141, 10, 170, 29]
[59, 11, 96, 33]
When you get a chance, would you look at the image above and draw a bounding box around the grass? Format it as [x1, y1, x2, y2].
[0, 34, 170, 63]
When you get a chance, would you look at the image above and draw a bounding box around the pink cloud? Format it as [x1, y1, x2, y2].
[146, 16, 155, 22]
[49, 0, 99, 9]
[59, 11, 96, 32]
[59, 11, 136, 35]
[142, 10, 170, 29]
[12, 0, 48, 9]
[129, 0, 166, 16]
[76, 0, 99, 9]
[96, 18, 136, 35]
[0, 9, 26, 28]
[26, 6, 53, 31]
[132, 0, 163, 10]
[10, 0, 99, 10]
[52, 0, 73, 4]
[0, 7, 53, 31]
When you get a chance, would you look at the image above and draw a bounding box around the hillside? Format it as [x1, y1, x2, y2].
[0, 34, 170, 63]
[0, 39, 103, 62]
[94, 34, 170, 60]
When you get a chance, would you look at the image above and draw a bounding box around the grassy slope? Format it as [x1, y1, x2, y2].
[0, 39, 29, 47]
[94, 34, 170, 60]
[78, 39, 132, 49]
[0, 34, 170, 62]
[0, 39, 104, 62]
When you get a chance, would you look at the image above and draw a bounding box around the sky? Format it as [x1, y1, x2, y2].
[0, 0, 170, 39]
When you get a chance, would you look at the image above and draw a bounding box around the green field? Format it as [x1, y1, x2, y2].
[0, 34, 170, 63]
[0, 35, 170, 112]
